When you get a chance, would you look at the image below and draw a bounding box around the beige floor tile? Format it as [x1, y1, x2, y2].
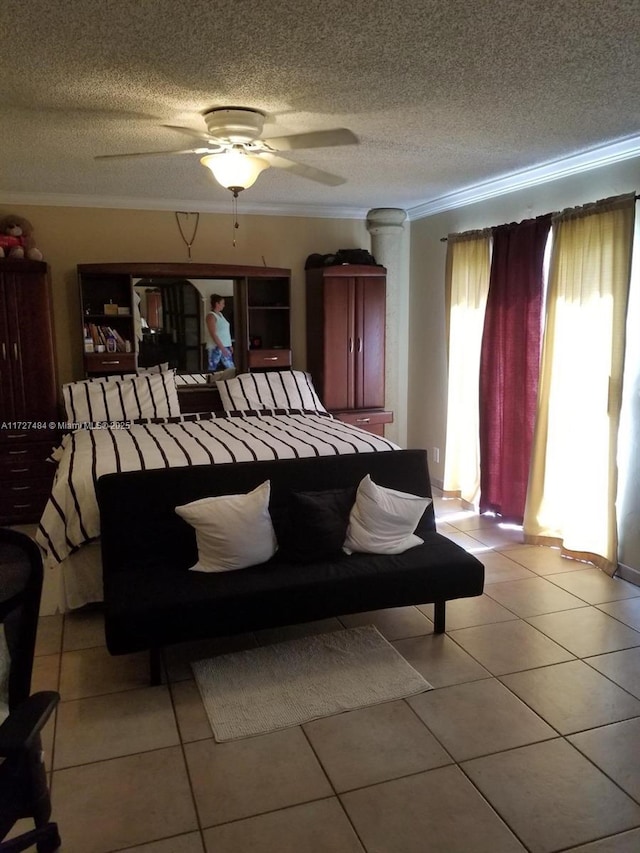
[164, 633, 257, 682]
[31, 653, 60, 692]
[597, 597, 640, 631]
[585, 647, 640, 699]
[339, 607, 432, 640]
[184, 727, 332, 827]
[525, 608, 640, 657]
[481, 551, 538, 583]
[255, 617, 343, 645]
[62, 608, 105, 651]
[119, 832, 205, 852]
[503, 545, 589, 576]
[59, 646, 149, 700]
[449, 620, 574, 675]
[303, 699, 451, 792]
[52, 746, 198, 853]
[432, 497, 471, 518]
[562, 828, 640, 851]
[438, 528, 490, 553]
[569, 717, 640, 801]
[341, 765, 526, 853]
[500, 660, 640, 734]
[54, 685, 179, 768]
[446, 514, 503, 533]
[393, 633, 492, 688]
[35, 613, 63, 656]
[460, 525, 525, 550]
[170, 678, 213, 742]
[435, 520, 457, 535]
[203, 798, 365, 853]
[418, 594, 518, 629]
[484, 576, 588, 617]
[545, 568, 640, 605]
[408, 678, 555, 761]
[462, 739, 640, 853]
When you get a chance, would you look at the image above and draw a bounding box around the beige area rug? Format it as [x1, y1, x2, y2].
[192, 625, 432, 742]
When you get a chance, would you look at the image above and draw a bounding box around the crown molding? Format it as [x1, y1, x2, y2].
[5, 133, 640, 223]
[407, 134, 640, 220]
[0, 191, 367, 220]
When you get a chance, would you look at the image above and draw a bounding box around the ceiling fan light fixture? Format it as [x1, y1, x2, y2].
[201, 149, 269, 195]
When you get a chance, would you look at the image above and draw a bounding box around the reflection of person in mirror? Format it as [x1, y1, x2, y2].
[206, 294, 235, 371]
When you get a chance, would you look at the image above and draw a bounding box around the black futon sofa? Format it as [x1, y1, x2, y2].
[97, 449, 484, 683]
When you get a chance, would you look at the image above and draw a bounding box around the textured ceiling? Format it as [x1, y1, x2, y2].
[2, 0, 639, 216]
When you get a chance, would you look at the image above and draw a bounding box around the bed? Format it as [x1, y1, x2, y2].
[35, 370, 399, 611]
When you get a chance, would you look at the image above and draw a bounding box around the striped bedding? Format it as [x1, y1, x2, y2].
[36, 410, 398, 569]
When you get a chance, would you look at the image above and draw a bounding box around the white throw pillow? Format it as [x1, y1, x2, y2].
[343, 475, 431, 555]
[175, 480, 277, 573]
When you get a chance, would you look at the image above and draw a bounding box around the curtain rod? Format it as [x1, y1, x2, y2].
[440, 193, 640, 241]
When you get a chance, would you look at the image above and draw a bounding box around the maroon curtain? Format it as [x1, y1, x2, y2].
[479, 215, 551, 522]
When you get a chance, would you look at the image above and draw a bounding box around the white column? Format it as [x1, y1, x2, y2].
[366, 208, 409, 447]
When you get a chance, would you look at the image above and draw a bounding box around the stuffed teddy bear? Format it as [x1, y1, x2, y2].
[0, 215, 43, 260]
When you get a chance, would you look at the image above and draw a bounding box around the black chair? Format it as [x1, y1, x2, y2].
[0, 529, 60, 853]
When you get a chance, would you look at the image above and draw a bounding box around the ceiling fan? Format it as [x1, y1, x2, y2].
[96, 106, 359, 196]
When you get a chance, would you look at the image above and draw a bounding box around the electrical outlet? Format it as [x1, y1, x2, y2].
[433, 447, 440, 464]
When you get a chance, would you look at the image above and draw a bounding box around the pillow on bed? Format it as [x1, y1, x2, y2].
[62, 370, 180, 423]
[276, 487, 356, 564]
[217, 370, 327, 413]
[343, 475, 431, 555]
[175, 480, 277, 573]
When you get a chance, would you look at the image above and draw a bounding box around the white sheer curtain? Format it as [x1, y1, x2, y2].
[443, 230, 491, 505]
[524, 194, 636, 574]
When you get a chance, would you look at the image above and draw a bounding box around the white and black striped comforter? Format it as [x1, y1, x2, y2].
[36, 410, 398, 568]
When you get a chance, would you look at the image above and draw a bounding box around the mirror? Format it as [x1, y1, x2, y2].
[133, 278, 235, 373]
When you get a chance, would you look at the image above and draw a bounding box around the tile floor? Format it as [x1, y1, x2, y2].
[14, 494, 640, 852]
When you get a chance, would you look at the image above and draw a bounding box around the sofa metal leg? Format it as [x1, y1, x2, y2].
[433, 601, 446, 634]
[149, 648, 162, 685]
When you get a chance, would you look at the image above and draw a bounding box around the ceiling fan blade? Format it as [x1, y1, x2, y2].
[260, 152, 346, 186]
[262, 128, 358, 151]
[162, 124, 219, 145]
[95, 148, 211, 160]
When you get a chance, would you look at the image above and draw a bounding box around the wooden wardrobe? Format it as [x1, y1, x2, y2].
[306, 264, 393, 436]
[0, 260, 59, 523]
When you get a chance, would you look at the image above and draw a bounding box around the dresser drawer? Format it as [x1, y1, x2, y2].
[0, 455, 56, 478]
[85, 352, 137, 374]
[0, 439, 60, 469]
[331, 410, 394, 436]
[248, 349, 291, 369]
[0, 428, 60, 446]
[0, 480, 53, 524]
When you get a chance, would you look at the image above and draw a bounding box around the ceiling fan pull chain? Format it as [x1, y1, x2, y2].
[232, 195, 240, 248]
[175, 211, 200, 261]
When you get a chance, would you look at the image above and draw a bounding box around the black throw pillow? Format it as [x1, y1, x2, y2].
[278, 487, 356, 564]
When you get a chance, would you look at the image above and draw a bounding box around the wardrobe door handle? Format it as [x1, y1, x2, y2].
[13, 342, 18, 360]
[348, 338, 353, 353]
[1, 342, 5, 360]
[357, 338, 362, 353]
